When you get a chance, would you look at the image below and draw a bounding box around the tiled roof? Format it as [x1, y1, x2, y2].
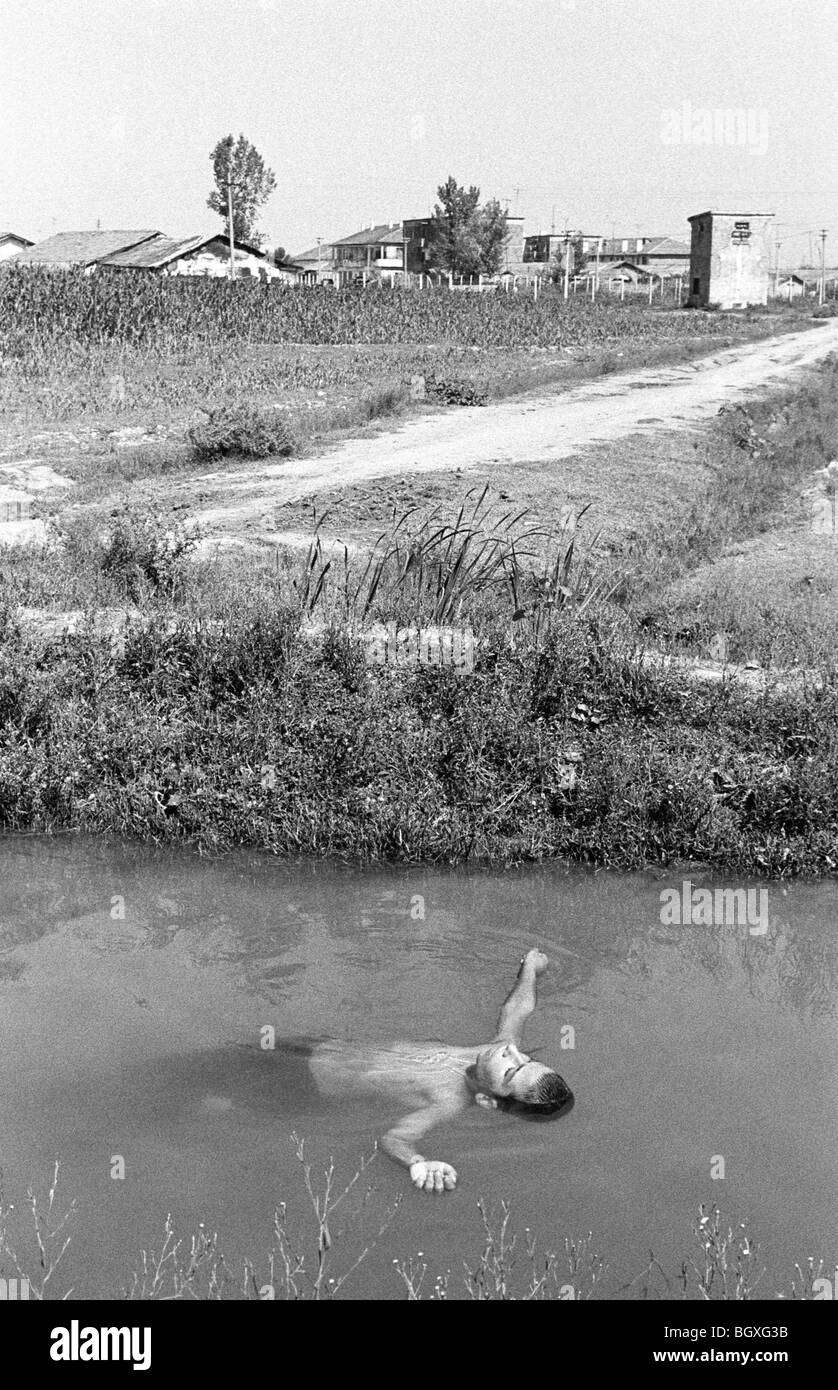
[643, 236, 690, 256]
[293, 245, 336, 264]
[14, 231, 161, 267]
[581, 259, 644, 276]
[0, 232, 34, 247]
[102, 234, 270, 269]
[333, 223, 405, 246]
[102, 234, 205, 268]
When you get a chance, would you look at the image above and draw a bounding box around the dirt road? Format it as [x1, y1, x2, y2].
[188, 320, 838, 547]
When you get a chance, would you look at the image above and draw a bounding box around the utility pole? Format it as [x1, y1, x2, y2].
[563, 231, 571, 301]
[819, 228, 827, 306]
[226, 175, 235, 280]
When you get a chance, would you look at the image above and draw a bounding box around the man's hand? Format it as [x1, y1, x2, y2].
[497, 950, 549, 1041]
[409, 1159, 458, 1194]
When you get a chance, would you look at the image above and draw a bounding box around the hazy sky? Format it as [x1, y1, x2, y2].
[3, 0, 837, 265]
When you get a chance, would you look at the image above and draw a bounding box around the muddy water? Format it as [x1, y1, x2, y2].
[0, 834, 835, 1299]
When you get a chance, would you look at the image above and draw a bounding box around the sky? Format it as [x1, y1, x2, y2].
[3, 0, 837, 266]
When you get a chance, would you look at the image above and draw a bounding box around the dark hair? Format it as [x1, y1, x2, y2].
[527, 1072, 572, 1110]
[504, 1071, 574, 1120]
[465, 1064, 574, 1121]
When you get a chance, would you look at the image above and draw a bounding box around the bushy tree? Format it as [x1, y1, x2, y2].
[478, 199, 510, 276]
[207, 134, 276, 248]
[427, 177, 509, 278]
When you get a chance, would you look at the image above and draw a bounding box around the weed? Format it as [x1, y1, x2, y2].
[189, 403, 298, 461]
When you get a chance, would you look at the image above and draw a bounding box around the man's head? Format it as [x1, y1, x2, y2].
[467, 1041, 573, 1117]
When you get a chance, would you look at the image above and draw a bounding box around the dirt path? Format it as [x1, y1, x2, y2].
[186, 321, 838, 547]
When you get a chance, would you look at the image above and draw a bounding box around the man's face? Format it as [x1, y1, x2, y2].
[476, 1041, 557, 1103]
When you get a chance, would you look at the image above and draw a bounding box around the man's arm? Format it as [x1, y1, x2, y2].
[494, 948, 549, 1044]
[379, 1099, 462, 1194]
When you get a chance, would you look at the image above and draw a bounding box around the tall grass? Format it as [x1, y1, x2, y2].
[291, 488, 611, 629]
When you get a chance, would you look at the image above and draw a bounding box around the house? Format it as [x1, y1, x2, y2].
[292, 228, 407, 287]
[687, 211, 774, 308]
[523, 233, 565, 266]
[0, 232, 34, 262]
[638, 236, 690, 266]
[101, 233, 290, 281]
[579, 259, 649, 286]
[597, 235, 656, 261]
[577, 258, 638, 280]
[330, 224, 407, 286]
[292, 243, 338, 285]
[640, 258, 689, 282]
[773, 272, 805, 301]
[402, 217, 436, 276]
[403, 214, 525, 281]
[12, 230, 162, 272]
[589, 235, 691, 266]
[523, 231, 609, 280]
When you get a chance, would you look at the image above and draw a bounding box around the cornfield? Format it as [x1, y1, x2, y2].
[0, 265, 739, 365]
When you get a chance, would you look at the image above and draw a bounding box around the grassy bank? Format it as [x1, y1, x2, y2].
[0, 605, 833, 875]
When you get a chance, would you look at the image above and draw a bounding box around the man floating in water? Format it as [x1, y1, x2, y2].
[308, 948, 573, 1194]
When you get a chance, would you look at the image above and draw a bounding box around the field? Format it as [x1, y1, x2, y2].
[0, 265, 771, 354]
[0, 268, 835, 876]
[0, 265, 806, 435]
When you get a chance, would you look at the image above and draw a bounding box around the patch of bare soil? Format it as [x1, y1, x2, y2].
[260, 429, 712, 554]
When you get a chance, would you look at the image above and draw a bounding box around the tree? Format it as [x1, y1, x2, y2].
[477, 198, 509, 277]
[207, 134, 276, 249]
[427, 177, 509, 279]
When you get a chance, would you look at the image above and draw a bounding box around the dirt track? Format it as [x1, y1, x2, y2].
[188, 320, 838, 548]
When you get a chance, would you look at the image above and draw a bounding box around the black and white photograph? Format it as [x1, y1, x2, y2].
[0, 0, 836, 1357]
